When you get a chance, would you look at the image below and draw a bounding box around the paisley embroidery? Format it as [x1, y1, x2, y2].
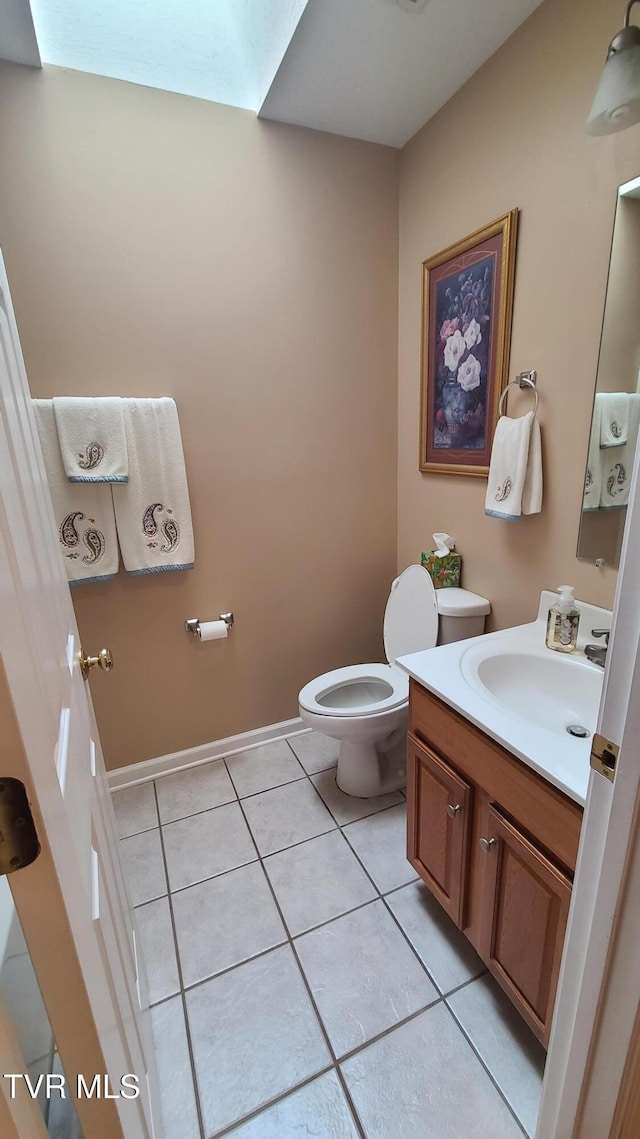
[607, 462, 627, 497]
[161, 518, 180, 552]
[142, 503, 164, 537]
[585, 468, 593, 492]
[77, 442, 105, 470]
[495, 478, 512, 502]
[610, 420, 623, 440]
[82, 527, 105, 564]
[60, 511, 84, 548]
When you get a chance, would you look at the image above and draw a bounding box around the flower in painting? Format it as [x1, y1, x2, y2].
[457, 353, 482, 392]
[444, 329, 466, 373]
[439, 317, 460, 342]
[464, 318, 482, 350]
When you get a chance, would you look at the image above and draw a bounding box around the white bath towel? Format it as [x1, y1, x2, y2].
[599, 394, 640, 508]
[33, 401, 119, 584]
[53, 396, 128, 482]
[112, 398, 194, 574]
[599, 392, 629, 448]
[485, 411, 543, 521]
[583, 395, 602, 511]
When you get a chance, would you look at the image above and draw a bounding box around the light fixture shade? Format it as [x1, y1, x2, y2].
[586, 44, 640, 135]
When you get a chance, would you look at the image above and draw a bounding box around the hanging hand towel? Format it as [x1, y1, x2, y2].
[485, 410, 543, 521]
[599, 392, 629, 448]
[53, 396, 128, 482]
[599, 394, 640, 509]
[583, 395, 603, 511]
[33, 401, 119, 584]
[113, 398, 194, 574]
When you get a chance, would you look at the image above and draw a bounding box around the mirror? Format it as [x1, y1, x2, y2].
[577, 177, 640, 568]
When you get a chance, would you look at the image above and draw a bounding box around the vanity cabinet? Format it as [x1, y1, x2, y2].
[407, 679, 583, 1047]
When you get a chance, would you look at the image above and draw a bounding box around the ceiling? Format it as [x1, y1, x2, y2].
[3, 0, 545, 148]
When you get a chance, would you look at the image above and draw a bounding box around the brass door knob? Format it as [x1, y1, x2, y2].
[79, 647, 114, 681]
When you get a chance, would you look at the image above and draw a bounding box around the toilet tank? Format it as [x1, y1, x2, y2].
[436, 587, 491, 645]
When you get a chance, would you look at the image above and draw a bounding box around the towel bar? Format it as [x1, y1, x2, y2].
[499, 370, 539, 417]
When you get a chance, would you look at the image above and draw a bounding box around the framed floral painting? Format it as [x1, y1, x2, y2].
[419, 209, 518, 477]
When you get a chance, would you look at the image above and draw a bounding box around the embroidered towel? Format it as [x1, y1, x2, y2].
[113, 398, 194, 574]
[583, 395, 603, 511]
[53, 396, 128, 482]
[599, 392, 629, 448]
[485, 411, 543, 521]
[33, 401, 119, 584]
[599, 394, 640, 508]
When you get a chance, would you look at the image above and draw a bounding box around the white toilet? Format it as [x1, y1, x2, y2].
[298, 565, 490, 798]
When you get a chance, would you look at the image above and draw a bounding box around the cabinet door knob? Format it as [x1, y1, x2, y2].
[447, 803, 461, 818]
[480, 837, 496, 853]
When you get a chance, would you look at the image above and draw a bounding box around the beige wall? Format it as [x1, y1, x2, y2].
[398, 0, 640, 631]
[0, 63, 399, 769]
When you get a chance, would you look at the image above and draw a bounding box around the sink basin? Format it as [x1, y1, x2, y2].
[461, 646, 603, 736]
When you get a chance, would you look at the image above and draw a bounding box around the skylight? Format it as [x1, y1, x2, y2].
[29, 0, 309, 111]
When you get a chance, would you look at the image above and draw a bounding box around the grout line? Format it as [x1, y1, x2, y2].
[152, 782, 207, 1139]
[443, 1001, 533, 1139]
[336, 995, 443, 1067]
[333, 1065, 368, 1139]
[210, 1065, 335, 1139]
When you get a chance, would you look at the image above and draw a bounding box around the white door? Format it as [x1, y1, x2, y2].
[537, 391, 640, 1133]
[0, 255, 157, 1139]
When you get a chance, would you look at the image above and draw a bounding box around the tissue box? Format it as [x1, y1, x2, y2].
[421, 551, 462, 589]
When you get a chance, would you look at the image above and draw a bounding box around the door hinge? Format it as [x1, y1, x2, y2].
[0, 779, 40, 874]
[590, 733, 620, 783]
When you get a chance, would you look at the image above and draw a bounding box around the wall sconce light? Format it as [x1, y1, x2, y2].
[586, 0, 640, 135]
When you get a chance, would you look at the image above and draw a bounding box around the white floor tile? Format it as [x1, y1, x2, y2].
[187, 944, 330, 1136]
[150, 996, 200, 1139]
[385, 880, 484, 994]
[163, 802, 256, 892]
[341, 1002, 523, 1139]
[112, 783, 158, 838]
[225, 740, 305, 798]
[227, 1071, 360, 1138]
[0, 953, 52, 1065]
[264, 830, 376, 936]
[119, 829, 167, 906]
[343, 804, 416, 894]
[173, 862, 286, 987]
[295, 900, 438, 1057]
[448, 975, 545, 1137]
[242, 779, 336, 857]
[288, 732, 339, 775]
[155, 759, 236, 824]
[311, 768, 404, 825]
[134, 897, 180, 1005]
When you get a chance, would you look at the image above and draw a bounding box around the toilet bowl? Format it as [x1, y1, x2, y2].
[298, 567, 490, 798]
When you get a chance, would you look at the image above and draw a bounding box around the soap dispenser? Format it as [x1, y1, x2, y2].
[546, 586, 580, 654]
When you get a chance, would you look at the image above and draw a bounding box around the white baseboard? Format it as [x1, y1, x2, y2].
[107, 717, 310, 790]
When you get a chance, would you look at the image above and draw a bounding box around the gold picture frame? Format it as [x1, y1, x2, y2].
[419, 209, 518, 477]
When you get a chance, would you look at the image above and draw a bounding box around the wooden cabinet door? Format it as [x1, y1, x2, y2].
[478, 804, 572, 1046]
[407, 735, 472, 927]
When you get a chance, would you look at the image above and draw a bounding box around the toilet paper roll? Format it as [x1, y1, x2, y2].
[198, 620, 228, 642]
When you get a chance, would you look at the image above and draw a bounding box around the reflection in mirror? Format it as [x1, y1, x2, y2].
[578, 176, 640, 568]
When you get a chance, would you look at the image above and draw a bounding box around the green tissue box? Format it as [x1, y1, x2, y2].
[421, 551, 462, 589]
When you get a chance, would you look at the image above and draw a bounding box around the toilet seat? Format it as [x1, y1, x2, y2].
[298, 663, 409, 718]
[299, 567, 437, 721]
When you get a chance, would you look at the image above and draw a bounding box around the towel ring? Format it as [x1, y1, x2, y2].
[499, 374, 539, 418]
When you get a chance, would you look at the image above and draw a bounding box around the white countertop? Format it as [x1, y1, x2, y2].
[397, 591, 612, 807]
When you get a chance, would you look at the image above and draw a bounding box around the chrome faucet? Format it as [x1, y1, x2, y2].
[585, 628, 610, 668]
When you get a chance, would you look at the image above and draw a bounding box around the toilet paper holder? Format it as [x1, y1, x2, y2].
[185, 613, 234, 637]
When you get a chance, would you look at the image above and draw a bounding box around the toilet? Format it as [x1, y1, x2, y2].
[298, 565, 490, 798]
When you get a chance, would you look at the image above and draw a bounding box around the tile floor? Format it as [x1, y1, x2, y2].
[112, 731, 545, 1139]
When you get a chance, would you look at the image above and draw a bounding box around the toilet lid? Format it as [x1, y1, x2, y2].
[383, 565, 438, 664]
